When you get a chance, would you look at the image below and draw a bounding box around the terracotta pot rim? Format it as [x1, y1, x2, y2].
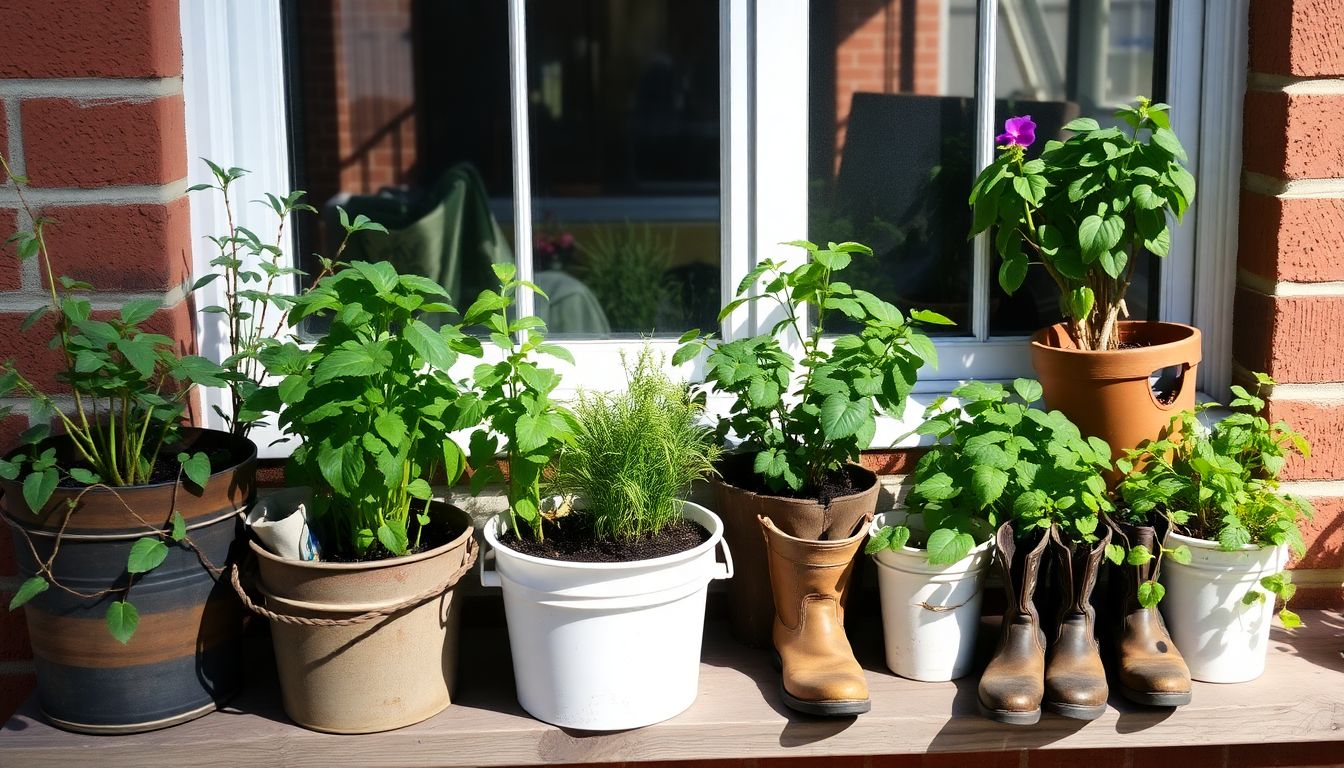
[1029, 320, 1201, 359]
[710, 455, 879, 506]
[248, 500, 473, 572]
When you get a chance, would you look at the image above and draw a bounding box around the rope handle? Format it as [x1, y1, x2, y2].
[230, 537, 478, 627]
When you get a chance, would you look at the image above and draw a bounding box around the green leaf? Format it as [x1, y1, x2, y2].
[1133, 183, 1165, 210]
[1066, 286, 1095, 320]
[313, 343, 390, 384]
[1012, 378, 1042, 404]
[514, 412, 552, 453]
[115, 338, 158, 378]
[1151, 127, 1188, 162]
[120, 298, 160, 325]
[349, 260, 399, 295]
[998, 256, 1028, 294]
[405, 319, 455, 370]
[492, 262, 517, 284]
[22, 469, 57, 513]
[406, 478, 433, 500]
[1279, 609, 1303, 630]
[1099, 249, 1128, 279]
[1137, 580, 1165, 609]
[1126, 544, 1154, 565]
[8, 576, 47, 610]
[68, 467, 100, 485]
[374, 411, 408, 447]
[127, 537, 170, 574]
[1144, 227, 1171, 257]
[377, 522, 409, 556]
[105, 601, 140, 644]
[1064, 117, 1101, 132]
[970, 465, 1009, 509]
[1104, 543, 1126, 566]
[171, 510, 187, 542]
[819, 394, 871, 441]
[1078, 214, 1125, 260]
[1166, 544, 1192, 565]
[913, 472, 958, 501]
[926, 528, 975, 565]
[910, 308, 955, 325]
[865, 526, 894, 555]
[278, 374, 309, 404]
[177, 451, 211, 489]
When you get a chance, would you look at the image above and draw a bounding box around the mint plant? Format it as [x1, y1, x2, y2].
[256, 259, 483, 559]
[970, 98, 1195, 351]
[867, 379, 1114, 564]
[675, 240, 949, 496]
[465, 263, 576, 542]
[1115, 372, 1312, 626]
[549, 346, 720, 542]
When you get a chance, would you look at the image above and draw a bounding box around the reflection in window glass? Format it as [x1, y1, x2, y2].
[284, 0, 720, 339]
[809, 0, 978, 336]
[987, 0, 1166, 335]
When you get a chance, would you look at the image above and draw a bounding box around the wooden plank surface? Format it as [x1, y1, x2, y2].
[2, 608, 1342, 767]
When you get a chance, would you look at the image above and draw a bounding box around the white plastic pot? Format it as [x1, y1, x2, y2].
[1160, 531, 1289, 683]
[869, 511, 994, 682]
[480, 500, 733, 730]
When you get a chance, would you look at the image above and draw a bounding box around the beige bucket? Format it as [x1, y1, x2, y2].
[237, 502, 477, 733]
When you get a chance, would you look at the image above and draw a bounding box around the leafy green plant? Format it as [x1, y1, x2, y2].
[1115, 372, 1311, 626]
[0, 155, 235, 641]
[867, 379, 1114, 564]
[464, 263, 576, 542]
[255, 257, 483, 559]
[575, 221, 674, 333]
[969, 98, 1195, 351]
[549, 346, 720, 543]
[675, 240, 950, 496]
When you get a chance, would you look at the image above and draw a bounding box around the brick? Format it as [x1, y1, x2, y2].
[1250, 0, 1344, 77]
[1267, 400, 1344, 481]
[21, 96, 187, 188]
[861, 448, 927, 476]
[1292, 583, 1344, 609]
[0, 209, 19, 291]
[1238, 191, 1344, 284]
[0, 301, 193, 393]
[1243, 91, 1344, 180]
[0, 673, 35, 723]
[0, 0, 181, 79]
[1233, 288, 1344, 383]
[0, 413, 27, 457]
[1290, 497, 1344, 570]
[1227, 740, 1344, 767]
[41, 198, 192, 291]
[1127, 745, 1228, 768]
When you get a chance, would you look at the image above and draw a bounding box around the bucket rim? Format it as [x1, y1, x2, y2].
[869, 511, 994, 572]
[248, 500, 474, 572]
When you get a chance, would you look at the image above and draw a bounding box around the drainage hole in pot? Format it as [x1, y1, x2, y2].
[1149, 365, 1185, 406]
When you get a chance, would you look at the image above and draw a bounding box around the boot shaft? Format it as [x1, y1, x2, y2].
[758, 515, 866, 630]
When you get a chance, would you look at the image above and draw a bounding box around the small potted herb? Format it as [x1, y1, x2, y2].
[0, 158, 254, 733]
[969, 98, 1201, 465]
[477, 345, 729, 730]
[675, 239, 948, 648]
[1115, 373, 1312, 684]
[241, 257, 481, 734]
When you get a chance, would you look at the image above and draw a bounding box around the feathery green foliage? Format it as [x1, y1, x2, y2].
[550, 347, 720, 543]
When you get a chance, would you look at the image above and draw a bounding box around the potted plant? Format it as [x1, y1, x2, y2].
[969, 98, 1200, 465]
[1115, 373, 1311, 684]
[0, 158, 254, 733]
[236, 255, 480, 733]
[475, 339, 730, 730]
[676, 239, 947, 715]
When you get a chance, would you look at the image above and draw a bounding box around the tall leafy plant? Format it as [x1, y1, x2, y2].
[969, 98, 1195, 351]
[465, 264, 575, 542]
[575, 222, 674, 332]
[675, 240, 950, 496]
[256, 259, 483, 558]
[1115, 373, 1311, 625]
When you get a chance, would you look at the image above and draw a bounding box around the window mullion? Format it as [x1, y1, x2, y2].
[720, 0, 752, 343]
[971, 0, 999, 343]
[507, 0, 535, 325]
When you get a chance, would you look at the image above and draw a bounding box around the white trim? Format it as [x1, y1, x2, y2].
[1244, 172, 1344, 199]
[1188, 0, 1248, 399]
[1159, 0, 1202, 333]
[720, 0, 752, 342]
[970, 0, 996, 343]
[506, 0, 535, 322]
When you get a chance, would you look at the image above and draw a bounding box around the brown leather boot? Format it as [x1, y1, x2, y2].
[978, 521, 1049, 725]
[759, 514, 870, 716]
[1043, 525, 1111, 721]
[1106, 515, 1193, 707]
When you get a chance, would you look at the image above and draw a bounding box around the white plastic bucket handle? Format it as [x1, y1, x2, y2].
[713, 536, 734, 580]
[479, 542, 501, 588]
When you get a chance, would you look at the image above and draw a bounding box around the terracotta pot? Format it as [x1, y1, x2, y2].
[710, 453, 878, 647]
[1030, 321, 1201, 475]
[2, 427, 255, 734]
[249, 501, 475, 734]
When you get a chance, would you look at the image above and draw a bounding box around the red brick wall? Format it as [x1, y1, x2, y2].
[0, 0, 193, 720]
[1238, 0, 1344, 608]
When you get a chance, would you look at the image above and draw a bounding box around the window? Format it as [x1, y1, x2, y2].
[182, 0, 1239, 457]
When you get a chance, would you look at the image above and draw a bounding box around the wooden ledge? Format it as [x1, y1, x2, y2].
[2, 609, 1343, 767]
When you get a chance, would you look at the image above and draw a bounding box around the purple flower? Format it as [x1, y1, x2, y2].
[996, 115, 1036, 148]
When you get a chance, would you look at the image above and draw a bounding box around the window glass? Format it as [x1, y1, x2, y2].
[284, 0, 720, 339]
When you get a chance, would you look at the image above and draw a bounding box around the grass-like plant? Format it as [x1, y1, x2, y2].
[550, 347, 720, 543]
[575, 222, 674, 333]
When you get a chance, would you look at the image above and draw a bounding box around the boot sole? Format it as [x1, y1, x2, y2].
[1118, 686, 1192, 708]
[976, 701, 1041, 725]
[1045, 700, 1107, 721]
[780, 685, 871, 716]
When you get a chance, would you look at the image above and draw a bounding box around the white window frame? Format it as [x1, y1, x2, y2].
[181, 0, 1244, 457]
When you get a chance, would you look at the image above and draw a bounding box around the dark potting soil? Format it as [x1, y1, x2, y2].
[322, 518, 467, 563]
[499, 516, 711, 563]
[716, 451, 871, 506]
[53, 442, 240, 488]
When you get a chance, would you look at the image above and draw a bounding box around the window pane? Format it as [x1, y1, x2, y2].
[286, 1, 517, 315]
[988, 0, 1167, 336]
[524, 0, 722, 338]
[809, 0, 978, 337]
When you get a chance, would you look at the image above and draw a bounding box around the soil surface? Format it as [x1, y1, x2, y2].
[499, 516, 711, 563]
[716, 451, 871, 506]
[323, 518, 466, 563]
[53, 439, 241, 488]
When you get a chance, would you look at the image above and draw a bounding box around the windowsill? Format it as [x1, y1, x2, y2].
[3, 608, 1340, 765]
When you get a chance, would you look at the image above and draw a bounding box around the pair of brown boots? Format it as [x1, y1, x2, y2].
[978, 520, 1192, 725]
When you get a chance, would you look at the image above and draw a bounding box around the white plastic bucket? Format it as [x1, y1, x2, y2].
[870, 511, 994, 682]
[1160, 531, 1288, 683]
[480, 500, 733, 730]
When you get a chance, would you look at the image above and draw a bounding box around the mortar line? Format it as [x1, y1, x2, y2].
[1247, 72, 1344, 95]
[0, 179, 187, 208]
[1238, 268, 1344, 298]
[1244, 172, 1344, 199]
[0, 77, 182, 101]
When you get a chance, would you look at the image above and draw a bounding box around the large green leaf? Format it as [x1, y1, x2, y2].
[913, 471, 958, 501]
[8, 575, 47, 610]
[313, 343, 390, 384]
[115, 338, 158, 377]
[405, 319, 455, 370]
[120, 298, 160, 326]
[926, 528, 975, 565]
[177, 451, 211, 489]
[349, 260, 400, 295]
[1078, 214, 1124, 260]
[105, 601, 140, 644]
[970, 465, 1009, 509]
[127, 537, 169, 574]
[514, 412, 552, 453]
[819, 394, 870, 440]
[22, 469, 57, 513]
